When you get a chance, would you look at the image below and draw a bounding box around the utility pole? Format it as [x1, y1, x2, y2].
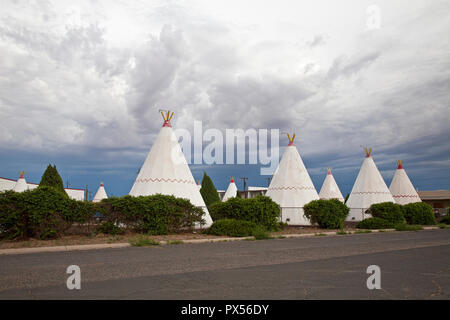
[240, 177, 248, 199]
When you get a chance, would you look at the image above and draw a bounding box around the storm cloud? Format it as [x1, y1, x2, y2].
[0, 0, 449, 195]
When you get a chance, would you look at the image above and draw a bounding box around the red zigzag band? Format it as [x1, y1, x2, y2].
[352, 192, 392, 195]
[135, 178, 195, 185]
[268, 186, 316, 191]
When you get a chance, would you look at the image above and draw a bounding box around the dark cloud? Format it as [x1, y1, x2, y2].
[0, 0, 449, 196]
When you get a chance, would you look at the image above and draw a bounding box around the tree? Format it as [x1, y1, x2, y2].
[344, 193, 350, 204]
[200, 172, 220, 206]
[39, 164, 66, 194]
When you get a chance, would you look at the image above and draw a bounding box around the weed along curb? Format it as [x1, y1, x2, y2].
[0, 227, 444, 256]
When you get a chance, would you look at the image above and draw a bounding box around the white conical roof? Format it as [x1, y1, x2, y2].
[129, 111, 213, 227]
[222, 178, 238, 202]
[93, 182, 108, 203]
[389, 161, 421, 205]
[346, 148, 394, 221]
[265, 134, 319, 225]
[319, 168, 344, 202]
[13, 172, 28, 192]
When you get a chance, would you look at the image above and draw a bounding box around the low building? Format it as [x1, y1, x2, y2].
[0, 176, 85, 201]
[217, 186, 268, 200]
[417, 190, 450, 216]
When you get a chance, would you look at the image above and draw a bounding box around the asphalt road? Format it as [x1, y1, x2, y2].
[0, 229, 449, 299]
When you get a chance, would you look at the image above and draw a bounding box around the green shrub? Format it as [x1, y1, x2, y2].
[97, 221, 125, 235]
[0, 188, 204, 240]
[403, 202, 436, 225]
[303, 199, 350, 229]
[368, 202, 405, 225]
[98, 194, 206, 235]
[0, 186, 92, 240]
[356, 217, 395, 229]
[394, 223, 423, 231]
[208, 196, 280, 230]
[252, 225, 271, 240]
[439, 215, 450, 225]
[205, 219, 261, 237]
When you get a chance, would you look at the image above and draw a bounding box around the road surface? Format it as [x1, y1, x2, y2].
[0, 229, 449, 299]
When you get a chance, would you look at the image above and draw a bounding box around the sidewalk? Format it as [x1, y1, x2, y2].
[0, 227, 440, 256]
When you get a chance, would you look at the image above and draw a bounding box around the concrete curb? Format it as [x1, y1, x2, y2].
[0, 243, 131, 256]
[0, 227, 444, 255]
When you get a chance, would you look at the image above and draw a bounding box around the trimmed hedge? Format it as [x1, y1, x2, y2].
[303, 199, 350, 229]
[0, 189, 207, 240]
[440, 215, 450, 225]
[368, 202, 405, 225]
[356, 217, 395, 229]
[204, 219, 266, 237]
[208, 196, 280, 231]
[97, 194, 206, 235]
[403, 202, 436, 225]
[0, 186, 96, 239]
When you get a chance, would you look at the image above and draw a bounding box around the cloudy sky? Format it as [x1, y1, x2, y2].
[0, 0, 449, 197]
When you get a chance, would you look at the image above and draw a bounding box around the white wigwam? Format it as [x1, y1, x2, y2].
[129, 111, 213, 227]
[13, 171, 28, 192]
[389, 160, 421, 205]
[93, 182, 108, 203]
[346, 148, 394, 221]
[222, 177, 237, 201]
[266, 134, 319, 225]
[319, 168, 344, 202]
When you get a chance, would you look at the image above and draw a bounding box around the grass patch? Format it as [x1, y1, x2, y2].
[252, 227, 271, 240]
[276, 235, 286, 239]
[337, 230, 349, 235]
[130, 236, 160, 247]
[315, 233, 327, 236]
[107, 235, 123, 244]
[395, 224, 423, 231]
[166, 240, 183, 245]
[439, 224, 449, 229]
[354, 230, 372, 234]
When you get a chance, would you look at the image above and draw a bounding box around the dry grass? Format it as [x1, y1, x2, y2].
[0, 231, 224, 249]
[0, 225, 358, 250]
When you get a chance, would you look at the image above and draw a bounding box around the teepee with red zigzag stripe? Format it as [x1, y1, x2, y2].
[265, 133, 319, 225]
[346, 148, 394, 221]
[389, 160, 421, 205]
[129, 111, 213, 228]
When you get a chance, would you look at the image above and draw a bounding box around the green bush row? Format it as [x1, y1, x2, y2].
[204, 219, 269, 239]
[357, 202, 436, 229]
[208, 196, 281, 231]
[0, 188, 207, 240]
[0, 186, 96, 240]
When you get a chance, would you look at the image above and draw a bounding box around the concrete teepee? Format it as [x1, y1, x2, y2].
[129, 111, 213, 228]
[389, 160, 421, 205]
[13, 171, 29, 192]
[222, 177, 237, 202]
[265, 134, 319, 225]
[319, 168, 344, 202]
[93, 182, 108, 203]
[346, 148, 394, 221]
